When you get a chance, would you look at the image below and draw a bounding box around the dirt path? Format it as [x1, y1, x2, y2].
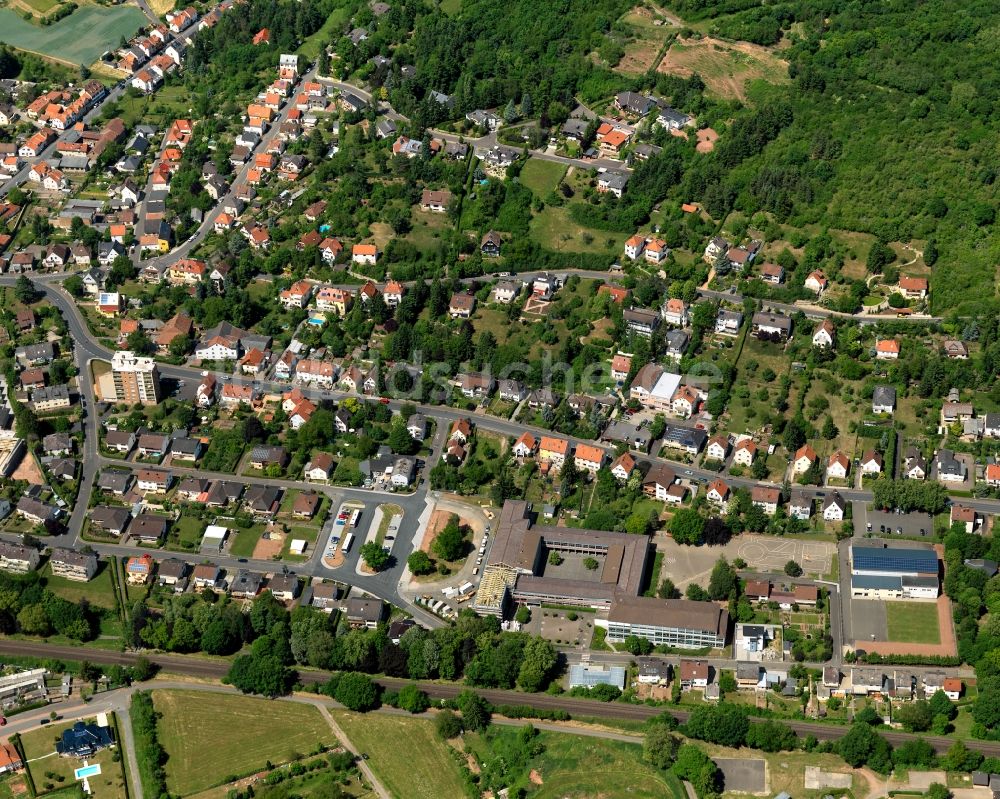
[857, 767, 887, 799]
[315, 705, 392, 799]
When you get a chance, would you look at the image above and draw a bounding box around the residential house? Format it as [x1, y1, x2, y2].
[752, 312, 792, 342]
[136, 468, 171, 493]
[812, 319, 835, 349]
[706, 479, 730, 508]
[705, 435, 729, 463]
[244, 485, 282, 518]
[0, 541, 40, 574]
[679, 659, 709, 690]
[951, 504, 979, 534]
[493, 280, 520, 304]
[304, 452, 335, 481]
[89, 506, 131, 537]
[596, 171, 629, 197]
[903, 448, 927, 480]
[760, 263, 784, 284]
[898, 276, 928, 299]
[936, 449, 966, 482]
[249, 445, 288, 470]
[512, 433, 537, 459]
[715, 309, 743, 336]
[872, 385, 896, 414]
[732, 438, 757, 467]
[610, 353, 632, 382]
[827, 451, 850, 481]
[805, 270, 828, 294]
[538, 436, 569, 468]
[876, 339, 900, 360]
[192, 564, 221, 590]
[861, 451, 884, 476]
[574, 444, 606, 475]
[751, 486, 780, 515]
[823, 492, 846, 521]
[793, 444, 817, 476]
[457, 373, 494, 398]
[661, 298, 688, 327]
[96, 469, 133, 495]
[789, 492, 812, 520]
[125, 554, 154, 585]
[610, 452, 637, 483]
[624, 307, 660, 337]
[449, 292, 476, 318]
[498, 379, 527, 402]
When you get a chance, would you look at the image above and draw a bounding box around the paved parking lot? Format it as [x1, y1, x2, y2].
[714, 758, 767, 794]
[854, 508, 933, 538]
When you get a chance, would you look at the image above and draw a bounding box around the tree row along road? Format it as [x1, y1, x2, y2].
[2, 640, 997, 756]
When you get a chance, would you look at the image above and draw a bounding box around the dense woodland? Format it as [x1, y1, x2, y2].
[333, 0, 1000, 313]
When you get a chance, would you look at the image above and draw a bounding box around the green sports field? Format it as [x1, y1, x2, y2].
[885, 601, 941, 644]
[0, 5, 145, 66]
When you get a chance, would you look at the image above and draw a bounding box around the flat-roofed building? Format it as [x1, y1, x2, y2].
[473, 500, 650, 615]
[601, 595, 728, 649]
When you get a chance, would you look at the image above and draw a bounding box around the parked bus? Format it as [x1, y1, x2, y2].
[341, 533, 355, 553]
[350, 509, 362, 527]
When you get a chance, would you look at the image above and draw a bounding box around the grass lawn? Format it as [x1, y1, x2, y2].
[529, 205, 619, 255]
[467, 727, 686, 799]
[228, 526, 263, 558]
[519, 159, 567, 196]
[885, 601, 941, 644]
[297, 6, 351, 58]
[20, 716, 127, 799]
[167, 513, 204, 552]
[153, 690, 336, 796]
[42, 560, 117, 611]
[331, 711, 468, 799]
[407, 208, 452, 250]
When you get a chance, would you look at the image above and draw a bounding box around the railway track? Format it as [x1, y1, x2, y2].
[2, 639, 996, 756]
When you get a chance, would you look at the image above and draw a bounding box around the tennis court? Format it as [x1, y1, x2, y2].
[0, 5, 145, 66]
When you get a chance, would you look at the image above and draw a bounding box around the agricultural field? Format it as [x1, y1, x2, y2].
[658, 36, 788, 102]
[885, 600, 941, 644]
[331, 711, 468, 799]
[0, 5, 145, 66]
[152, 690, 337, 796]
[20, 716, 128, 799]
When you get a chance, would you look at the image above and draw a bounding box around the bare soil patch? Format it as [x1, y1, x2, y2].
[696, 127, 718, 153]
[252, 528, 284, 560]
[12, 452, 45, 485]
[659, 36, 788, 102]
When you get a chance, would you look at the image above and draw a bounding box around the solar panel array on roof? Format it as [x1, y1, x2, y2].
[851, 545, 937, 574]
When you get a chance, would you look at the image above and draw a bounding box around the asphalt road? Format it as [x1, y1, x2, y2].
[1, 639, 997, 756]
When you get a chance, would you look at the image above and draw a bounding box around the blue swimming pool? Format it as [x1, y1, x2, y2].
[75, 765, 102, 779]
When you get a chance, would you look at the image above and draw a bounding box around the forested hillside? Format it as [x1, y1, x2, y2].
[682, 0, 1000, 313]
[366, 0, 1000, 312]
